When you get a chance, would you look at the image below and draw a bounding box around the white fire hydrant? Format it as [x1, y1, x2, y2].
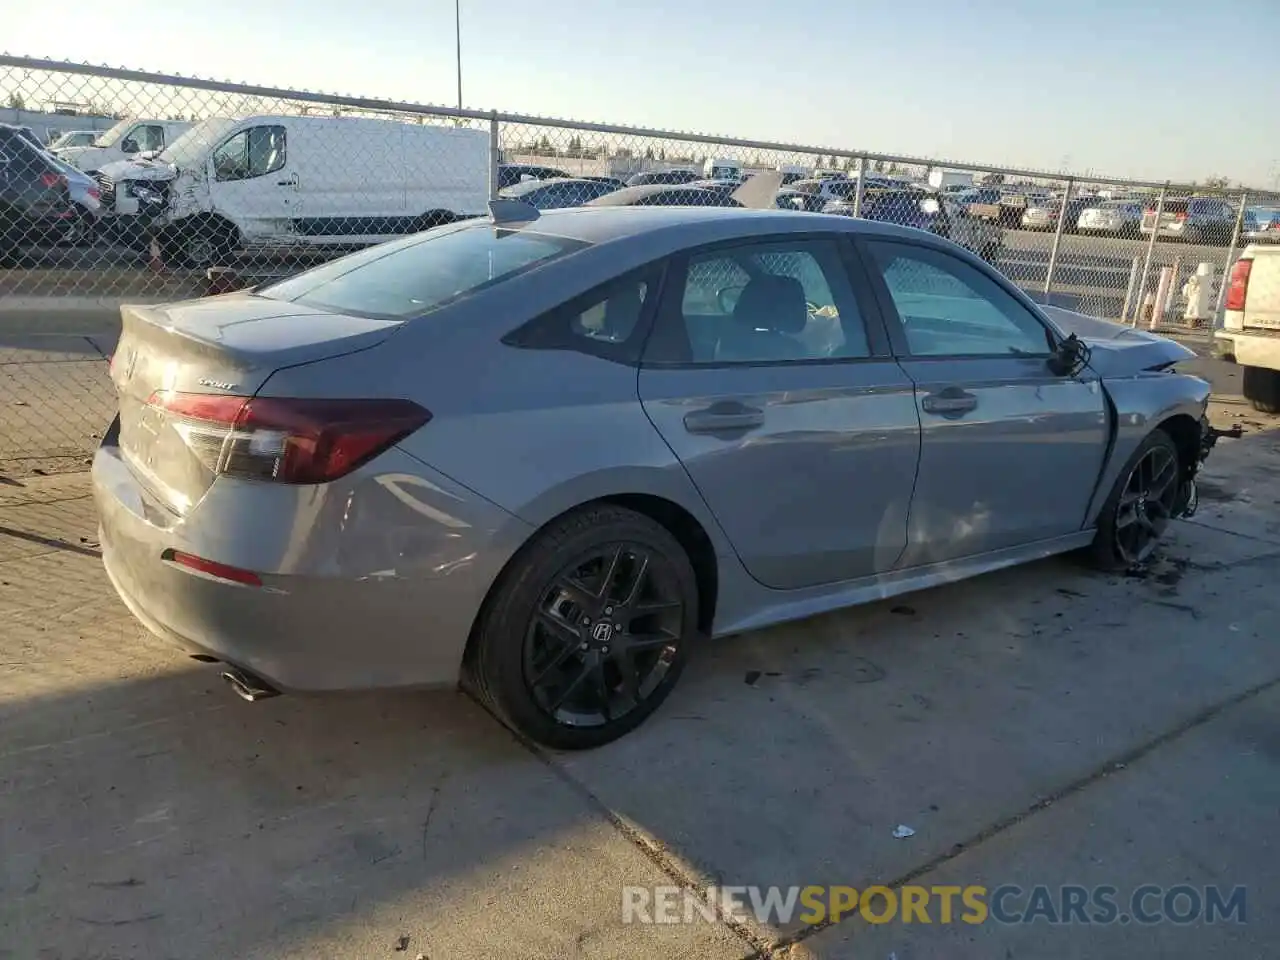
[1182, 262, 1215, 325]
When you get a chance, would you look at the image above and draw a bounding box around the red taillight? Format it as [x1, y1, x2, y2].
[38, 171, 66, 189]
[1269, 216, 1280, 230]
[1225, 258, 1252, 312]
[88, 186, 101, 200]
[146, 392, 431, 484]
[1175, 212, 1189, 221]
[163, 549, 262, 587]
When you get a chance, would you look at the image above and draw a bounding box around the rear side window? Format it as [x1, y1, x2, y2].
[260, 223, 586, 320]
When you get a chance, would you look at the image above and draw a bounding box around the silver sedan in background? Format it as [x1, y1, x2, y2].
[94, 202, 1216, 749]
[1078, 199, 1144, 238]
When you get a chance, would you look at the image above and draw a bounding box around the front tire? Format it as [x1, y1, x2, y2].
[162, 220, 239, 269]
[1089, 430, 1182, 572]
[1243, 366, 1280, 414]
[465, 504, 699, 749]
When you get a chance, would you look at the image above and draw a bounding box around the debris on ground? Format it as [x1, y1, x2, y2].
[394, 934, 410, 951]
[891, 824, 915, 839]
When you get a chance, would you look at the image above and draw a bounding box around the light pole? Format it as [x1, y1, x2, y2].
[455, 0, 463, 110]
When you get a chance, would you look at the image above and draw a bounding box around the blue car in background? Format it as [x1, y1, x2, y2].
[822, 186, 946, 232]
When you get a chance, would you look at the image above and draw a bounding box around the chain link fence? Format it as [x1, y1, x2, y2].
[3, 54, 1279, 475]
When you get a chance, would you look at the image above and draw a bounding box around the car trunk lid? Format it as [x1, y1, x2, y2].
[110, 294, 402, 513]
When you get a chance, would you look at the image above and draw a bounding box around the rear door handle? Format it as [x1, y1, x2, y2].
[921, 389, 978, 416]
[683, 402, 765, 434]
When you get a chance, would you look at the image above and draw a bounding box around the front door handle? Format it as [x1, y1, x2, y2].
[921, 389, 978, 417]
[683, 402, 765, 434]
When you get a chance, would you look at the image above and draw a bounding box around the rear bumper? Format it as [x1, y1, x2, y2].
[93, 438, 532, 692]
[1215, 329, 1280, 369]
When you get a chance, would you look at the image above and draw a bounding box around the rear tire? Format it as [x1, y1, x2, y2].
[1243, 366, 1280, 414]
[1088, 429, 1182, 572]
[465, 504, 699, 749]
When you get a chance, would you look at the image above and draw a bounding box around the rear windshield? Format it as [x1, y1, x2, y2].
[258, 222, 586, 320]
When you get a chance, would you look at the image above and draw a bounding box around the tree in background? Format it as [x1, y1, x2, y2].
[6, 92, 25, 110]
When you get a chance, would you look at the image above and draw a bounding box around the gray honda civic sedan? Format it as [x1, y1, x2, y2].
[94, 201, 1215, 748]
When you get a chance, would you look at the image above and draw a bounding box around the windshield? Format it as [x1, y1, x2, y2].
[258, 222, 587, 320]
[159, 118, 241, 170]
[92, 118, 136, 148]
[52, 131, 95, 148]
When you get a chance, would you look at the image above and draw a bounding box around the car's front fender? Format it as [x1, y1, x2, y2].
[1085, 372, 1212, 525]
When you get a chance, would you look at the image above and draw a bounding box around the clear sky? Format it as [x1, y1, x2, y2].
[7, 0, 1279, 187]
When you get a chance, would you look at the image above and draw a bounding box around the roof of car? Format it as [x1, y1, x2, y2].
[497, 204, 917, 248]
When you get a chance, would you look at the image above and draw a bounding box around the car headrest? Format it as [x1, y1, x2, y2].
[733, 275, 807, 335]
[602, 284, 644, 339]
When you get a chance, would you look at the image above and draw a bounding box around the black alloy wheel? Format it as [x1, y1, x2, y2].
[1089, 430, 1183, 572]
[466, 504, 699, 749]
[1111, 439, 1180, 566]
[524, 543, 684, 729]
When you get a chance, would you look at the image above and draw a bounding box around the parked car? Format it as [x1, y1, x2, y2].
[788, 177, 890, 205]
[54, 118, 192, 175]
[92, 200, 1216, 748]
[497, 163, 573, 189]
[96, 114, 490, 267]
[703, 158, 742, 180]
[1215, 245, 1280, 412]
[580, 175, 628, 190]
[586, 185, 742, 207]
[825, 186, 1003, 262]
[687, 178, 743, 198]
[1141, 197, 1236, 245]
[499, 177, 618, 209]
[625, 169, 701, 187]
[0, 129, 78, 264]
[1077, 199, 1144, 238]
[1019, 196, 1097, 233]
[48, 130, 101, 151]
[1242, 207, 1280, 244]
[775, 188, 828, 212]
[998, 187, 1052, 227]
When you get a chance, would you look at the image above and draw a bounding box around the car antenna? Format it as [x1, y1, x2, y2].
[730, 170, 784, 210]
[488, 198, 540, 225]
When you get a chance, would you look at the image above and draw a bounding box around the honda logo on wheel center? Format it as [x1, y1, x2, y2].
[591, 622, 614, 643]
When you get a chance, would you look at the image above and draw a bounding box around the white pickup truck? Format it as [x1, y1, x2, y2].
[1215, 243, 1280, 413]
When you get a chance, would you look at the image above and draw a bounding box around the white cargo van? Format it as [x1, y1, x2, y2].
[1214, 244, 1280, 413]
[96, 114, 490, 267]
[54, 118, 192, 175]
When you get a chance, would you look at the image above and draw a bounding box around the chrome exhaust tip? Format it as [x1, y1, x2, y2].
[220, 668, 280, 702]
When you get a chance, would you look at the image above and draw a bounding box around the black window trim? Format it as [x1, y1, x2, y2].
[501, 260, 670, 366]
[851, 235, 1062, 362]
[640, 230, 895, 370]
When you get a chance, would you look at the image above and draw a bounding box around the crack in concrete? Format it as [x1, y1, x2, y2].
[756, 673, 1280, 958]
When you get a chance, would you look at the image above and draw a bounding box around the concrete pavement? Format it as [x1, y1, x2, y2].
[1, 403, 1278, 957]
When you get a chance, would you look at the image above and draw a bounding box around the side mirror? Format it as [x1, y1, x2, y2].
[121, 137, 139, 154]
[1047, 333, 1090, 377]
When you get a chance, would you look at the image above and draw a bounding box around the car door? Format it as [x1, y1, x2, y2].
[638, 234, 921, 590]
[859, 238, 1108, 567]
[208, 123, 293, 242]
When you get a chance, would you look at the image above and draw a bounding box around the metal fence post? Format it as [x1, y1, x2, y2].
[487, 112, 500, 201]
[1213, 191, 1249, 322]
[1134, 184, 1167, 326]
[1043, 176, 1074, 298]
[1120, 255, 1142, 324]
[852, 156, 867, 219]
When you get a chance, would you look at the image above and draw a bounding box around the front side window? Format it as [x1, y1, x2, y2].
[213, 125, 287, 181]
[656, 239, 870, 364]
[259, 223, 585, 320]
[866, 241, 1053, 357]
